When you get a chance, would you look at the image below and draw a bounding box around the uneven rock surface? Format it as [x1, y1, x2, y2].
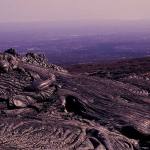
[0, 50, 149, 150]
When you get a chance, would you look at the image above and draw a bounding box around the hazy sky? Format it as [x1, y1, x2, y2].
[0, 0, 150, 23]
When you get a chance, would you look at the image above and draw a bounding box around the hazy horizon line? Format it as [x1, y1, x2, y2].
[0, 19, 150, 24]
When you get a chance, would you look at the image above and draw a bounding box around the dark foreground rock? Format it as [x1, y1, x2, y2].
[0, 50, 149, 150]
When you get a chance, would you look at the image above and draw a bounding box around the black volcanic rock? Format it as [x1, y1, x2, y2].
[5, 48, 19, 57]
[0, 50, 149, 150]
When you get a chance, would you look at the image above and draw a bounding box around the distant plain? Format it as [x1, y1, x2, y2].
[0, 21, 150, 65]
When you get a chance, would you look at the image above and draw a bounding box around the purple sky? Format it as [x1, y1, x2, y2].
[0, 0, 150, 23]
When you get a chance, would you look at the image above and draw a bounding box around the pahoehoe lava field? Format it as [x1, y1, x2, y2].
[0, 49, 149, 150]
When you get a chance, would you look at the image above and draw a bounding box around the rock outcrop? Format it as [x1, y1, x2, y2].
[0, 50, 149, 150]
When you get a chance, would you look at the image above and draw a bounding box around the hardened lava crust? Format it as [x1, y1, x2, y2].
[0, 49, 149, 150]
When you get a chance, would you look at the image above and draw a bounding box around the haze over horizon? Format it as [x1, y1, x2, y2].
[1, 0, 150, 65]
[0, 0, 150, 24]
